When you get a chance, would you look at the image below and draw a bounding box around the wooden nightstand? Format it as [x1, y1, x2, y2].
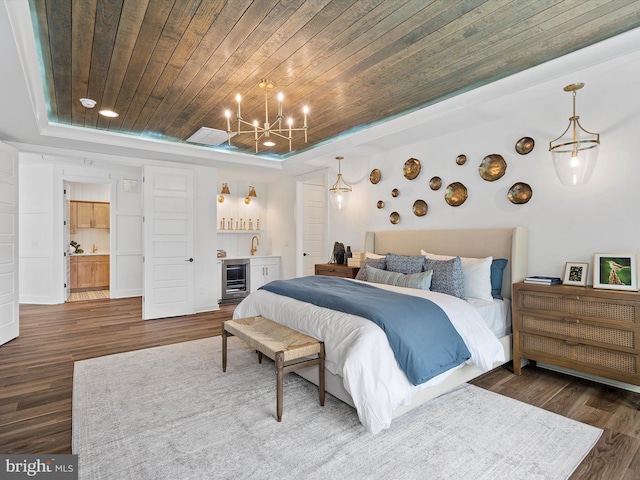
[512, 282, 640, 386]
[314, 263, 360, 279]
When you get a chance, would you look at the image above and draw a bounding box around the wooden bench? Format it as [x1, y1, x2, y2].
[222, 316, 325, 422]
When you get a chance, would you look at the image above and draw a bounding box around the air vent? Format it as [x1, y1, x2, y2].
[186, 127, 234, 146]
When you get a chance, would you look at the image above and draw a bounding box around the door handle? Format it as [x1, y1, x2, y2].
[303, 253, 308, 256]
[186, 258, 194, 262]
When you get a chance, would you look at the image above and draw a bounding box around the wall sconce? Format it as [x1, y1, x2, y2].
[217, 183, 230, 203]
[549, 83, 600, 186]
[329, 156, 352, 211]
[244, 186, 257, 204]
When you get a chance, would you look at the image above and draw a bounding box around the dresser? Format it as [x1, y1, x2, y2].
[512, 282, 640, 386]
[314, 263, 360, 279]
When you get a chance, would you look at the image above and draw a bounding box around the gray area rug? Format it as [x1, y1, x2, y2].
[73, 336, 602, 480]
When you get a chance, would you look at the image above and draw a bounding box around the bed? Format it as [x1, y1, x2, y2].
[234, 227, 528, 433]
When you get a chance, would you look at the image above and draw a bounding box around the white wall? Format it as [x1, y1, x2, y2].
[269, 32, 640, 284]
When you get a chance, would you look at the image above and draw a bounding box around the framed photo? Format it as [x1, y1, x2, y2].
[593, 253, 638, 291]
[562, 262, 589, 286]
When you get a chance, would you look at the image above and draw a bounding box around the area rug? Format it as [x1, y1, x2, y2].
[73, 337, 601, 480]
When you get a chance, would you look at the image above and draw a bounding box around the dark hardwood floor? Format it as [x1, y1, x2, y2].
[1, 298, 639, 479]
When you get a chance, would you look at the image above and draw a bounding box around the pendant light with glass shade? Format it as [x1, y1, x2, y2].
[549, 83, 600, 186]
[329, 156, 352, 210]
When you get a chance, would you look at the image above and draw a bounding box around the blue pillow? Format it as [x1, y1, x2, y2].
[355, 257, 387, 282]
[386, 253, 426, 274]
[490, 258, 509, 300]
[424, 257, 464, 299]
[366, 265, 433, 291]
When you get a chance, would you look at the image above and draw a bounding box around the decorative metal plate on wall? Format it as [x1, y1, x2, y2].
[377, 200, 384, 209]
[389, 212, 400, 224]
[370, 169, 381, 184]
[403, 158, 421, 180]
[478, 154, 507, 181]
[413, 199, 428, 216]
[456, 154, 467, 165]
[515, 137, 535, 155]
[444, 182, 468, 206]
[391, 188, 399, 197]
[429, 176, 442, 190]
[507, 182, 533, 204]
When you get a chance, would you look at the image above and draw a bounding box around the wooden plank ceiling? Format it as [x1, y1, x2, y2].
[29, 0, 640, 157]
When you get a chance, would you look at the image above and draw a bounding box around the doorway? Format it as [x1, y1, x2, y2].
[66, 181, 111, 302]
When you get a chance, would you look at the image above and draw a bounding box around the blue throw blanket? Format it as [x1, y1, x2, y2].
[260, 276, 471, 385]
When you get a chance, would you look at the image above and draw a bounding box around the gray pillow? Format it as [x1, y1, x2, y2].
[424, 257, 464, 299]
[366, 265, 433, 291]
[386, 253, 426, 274]
[355, 257, 387, 282]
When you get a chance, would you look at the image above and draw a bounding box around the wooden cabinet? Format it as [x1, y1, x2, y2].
[73, 201, 110, 229]
[314, 263, 360, 279]
[69, 201, 77, 234]
[250, 257, 281, 292]
[512, 282, 640, 387]
[72, 255, 110, 290]
[70, 256, 78, 289]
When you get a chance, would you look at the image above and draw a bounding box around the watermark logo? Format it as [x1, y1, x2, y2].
[1, 455, 77, 479]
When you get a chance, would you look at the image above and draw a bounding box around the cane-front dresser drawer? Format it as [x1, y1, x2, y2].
[513, 282, 640, 386]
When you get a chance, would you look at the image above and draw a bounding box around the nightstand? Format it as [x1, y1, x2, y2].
[314, 263, 360, 279]
[512, 282, 640, 386]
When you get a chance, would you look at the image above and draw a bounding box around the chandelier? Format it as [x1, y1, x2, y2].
[329, 156, 352, 211]
[549, 83, 600, 186]
[225, 79, 308, 153]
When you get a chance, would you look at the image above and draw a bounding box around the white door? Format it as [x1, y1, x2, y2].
[142, 166, 195, 320]
[300, 179, 327, 276]
[0, 142, 18, 346]
[64, 182, 71, 300]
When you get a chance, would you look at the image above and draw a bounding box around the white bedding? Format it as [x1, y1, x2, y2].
[233, 280, 505, 434]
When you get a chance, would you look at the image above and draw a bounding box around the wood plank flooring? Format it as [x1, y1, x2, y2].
[1, 297, 639, 479]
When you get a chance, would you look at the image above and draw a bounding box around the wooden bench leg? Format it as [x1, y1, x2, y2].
[319, 343, 325, 407]
[222, 328, 228, 372]
[276, 351, 284, 422]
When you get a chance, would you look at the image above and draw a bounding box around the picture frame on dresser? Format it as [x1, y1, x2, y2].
[593, 253, 638, 291]
[562, 261, 589, 286]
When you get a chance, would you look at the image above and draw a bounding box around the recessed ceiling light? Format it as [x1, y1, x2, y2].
[263, 141, 275, 147]
[99, 109, 119, 118]
[79, 98, 96, 108]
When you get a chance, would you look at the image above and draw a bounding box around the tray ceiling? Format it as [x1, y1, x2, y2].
[29, 0, 640, 158]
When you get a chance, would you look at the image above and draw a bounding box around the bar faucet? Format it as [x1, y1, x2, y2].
[251, 236, 259, 256]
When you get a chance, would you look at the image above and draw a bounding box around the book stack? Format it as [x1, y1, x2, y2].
[347, 252, 365, 267]
[524, 275, 562, 285]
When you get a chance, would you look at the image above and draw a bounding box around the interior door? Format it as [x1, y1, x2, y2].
[0, 141, 18, 346]
[142, 166, 195, 320]
[301, 180, 327, 276]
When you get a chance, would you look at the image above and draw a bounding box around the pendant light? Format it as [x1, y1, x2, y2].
[329, 156, 352, 211]
[549, 83, 600, 186]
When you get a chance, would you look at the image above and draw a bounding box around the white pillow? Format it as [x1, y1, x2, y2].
[365, 251, 386, 259]
[421, 250, 493, 301]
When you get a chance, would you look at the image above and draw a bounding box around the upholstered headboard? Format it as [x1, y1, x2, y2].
[364, 227, 528, 300]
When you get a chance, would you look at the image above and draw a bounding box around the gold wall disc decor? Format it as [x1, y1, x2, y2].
[370, 168, 381, 184]
[403, 158, 421, 180]
[444, 182, 468, 207]
[456, 154, 467, 165]
[429, 176, 442, 190]
[391, 188, 399, 197]
[478, 154, 507, 181]
[507, 182, 533, 204]
[515, 137, 535, 155]
[389, 212, 400, 224]
[377, 200, 384, 209]
[413, 199, 428, 217]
